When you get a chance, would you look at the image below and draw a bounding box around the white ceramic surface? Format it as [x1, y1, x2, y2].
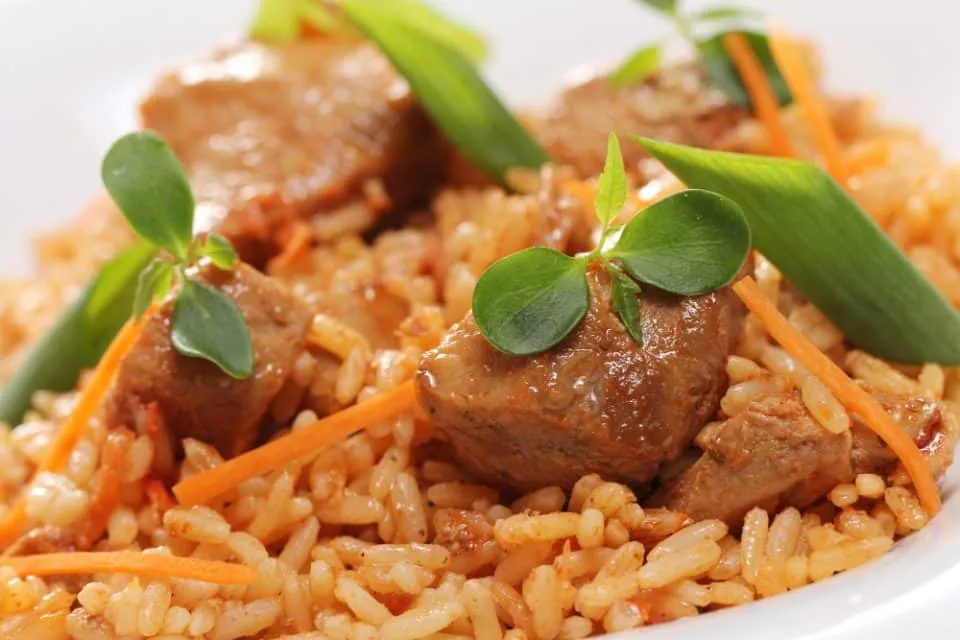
[1, 0, 959, 637]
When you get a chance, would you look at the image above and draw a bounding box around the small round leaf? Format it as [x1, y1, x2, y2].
[200, 233, 238, 270]
[102, 131, 195, 259]
[132, 258, 174, 319]
[608, 189, 751, 295]
[610, 269, 644, 344]
[473, 247, 589, 356]
[172, 278, 254, 379]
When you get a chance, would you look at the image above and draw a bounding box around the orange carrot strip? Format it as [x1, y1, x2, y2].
[722, 32, 796, 158]
[1, 551, 254, 584]
[267, 222, 313, 275]
[0, 304, 156, 548]
[846, 139, 892, 176]
[144, 477, 177, 512]
[173, 380, 418, 506]
[76, 428, 134, 549]
[732, 276, 941, 516]
[768, 25, 847, 183]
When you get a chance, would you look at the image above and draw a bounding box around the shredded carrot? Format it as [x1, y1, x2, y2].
[76, 428, 133, 549]
[173, 379, 418, 506]
[732, 276, 941, 516]
[267, 222, 313, 275]
[722, 33, 796, 158]
[0, 304, 157, 548]
[768, 24, 847, 183]
[846, 139, 892, 176]
[1, 551, 254, 584]
[144, 477, 177, 512]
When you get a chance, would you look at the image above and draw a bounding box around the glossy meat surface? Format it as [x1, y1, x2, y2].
[141, 39, 448, 265]
[417, 264, 744, 492]
[105, 264, 313, 458]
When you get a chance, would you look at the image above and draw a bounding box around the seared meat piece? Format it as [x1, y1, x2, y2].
[141, 39, 448, 265]
[655, 392, 959, 524]
[535, 64, 746, 178]
[105, 264, 313, 459]
[417, 264, 744, 492]
[653, 394, 852, 524]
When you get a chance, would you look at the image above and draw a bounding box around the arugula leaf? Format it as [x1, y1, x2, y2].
[698, 31, 793, 108]
[609, 189, 750, 295]
[594, 134, 628, 230]
[172, 279, 254, 379]
[132, 258, 174, 318]
[639, 138, 960, 365]
[340, 0, 548, 185]
[473, 248, 589, 355]
[102, 131, 195, 260]
[0, 242, 154, 424]
[610, 43, 662, 88]
[610, 269, 644, 344]
[199, 233, 238, 270]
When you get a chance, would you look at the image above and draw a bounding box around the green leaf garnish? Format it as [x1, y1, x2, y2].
[692, 6, 761, 21]
[133, 259, 174, 319]
[610, 269, 644, 344]
[102, 131, 195, 260]
[340, 0, 547, 185]
[0, 242, 154, 424]
[610, 43, 662, 88]
[638, 0, 678, 16]
[698, 31, 793, 108]
[172, 279, 255, 379]
[250, 0, 302, 41]
[639, 138, 960, 365]
[199, 233, 238, 270]
[363, 0, 488, 63]
[609, 189, 750, 295]
[472, 248, 589, 356]
[594, 134, 628, 231]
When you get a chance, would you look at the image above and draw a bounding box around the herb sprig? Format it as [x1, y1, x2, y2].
[613, 0, 791, 111]
[102, 132, 254, 379]
[472, 134, 751, 356]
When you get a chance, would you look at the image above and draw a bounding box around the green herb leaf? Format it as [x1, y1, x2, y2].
[473, 248, 589, 355]
[692, 6, 761, 22]
[0, 242, 154, 424]
[133, 259, 174, 319]
[637, 0, 678, 16]
[199, 233, 238, 270]
[363, 0, 487, 63]
[102, 131, 195, 260]
[610, 43, 661, 88]
[608, 189, 750, 295]
[340, 0, 548, 185]
[250, 0, 301, 41]
[639, 138, 960, 365]
[610, 270, 644, 344]
[299, 0, 353, 34]
[698, 31, 793, 109]
[594, 134, 628, 230]
[172, 279, 254, 379]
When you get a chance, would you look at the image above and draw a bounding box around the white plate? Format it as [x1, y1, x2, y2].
[1, 0, 959, 637]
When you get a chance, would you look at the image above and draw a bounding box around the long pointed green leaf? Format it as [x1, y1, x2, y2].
[639, 138, 960, 365]
[0, 241, 154, 424]
[364, 0, 488, 63]
[340, 0, 548, 185]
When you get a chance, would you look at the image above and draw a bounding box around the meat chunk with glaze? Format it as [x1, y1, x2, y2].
[140, 39, 448, 266]
[416, 264, 744, 493]
[105, 264, 314, 459]
[534, 64, 746, 178]
[654, 392, 958, 524]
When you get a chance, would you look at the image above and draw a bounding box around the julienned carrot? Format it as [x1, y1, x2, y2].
[733, 276, 941, 516]
[0, 304, 157, 548]
[267, 222, 313, 275]
[173, 379, 418, 506]
[768, 24, 848, 184]
[145, 477, 177, 512]
[722, 32, 796, 158]
[76, 428, 133, 549]
[846, 139, 892, 176]
[1, 551, 255, 584]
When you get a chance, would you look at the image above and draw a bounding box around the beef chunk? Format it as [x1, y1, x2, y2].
[140, 39, 448, 265]
[653, 394, 852, 524]
[534, 64, 746, 178]
[105, 264, 313, 458]
[416, 264, 744, 492]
